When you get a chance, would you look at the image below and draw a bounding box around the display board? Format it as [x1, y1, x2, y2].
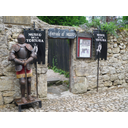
[24, 29, 45, 64]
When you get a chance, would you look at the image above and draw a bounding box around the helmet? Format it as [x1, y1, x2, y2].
[17, 34, 25, 44]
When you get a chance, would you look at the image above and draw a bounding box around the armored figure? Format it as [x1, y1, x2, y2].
[8, 34, 37, 103]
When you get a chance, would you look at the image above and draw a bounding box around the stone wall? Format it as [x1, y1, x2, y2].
[0, 16, 82, 105]
[71, 30, 128, 93]
[0, 16, 49, 105]
[1, 16, 128, 105]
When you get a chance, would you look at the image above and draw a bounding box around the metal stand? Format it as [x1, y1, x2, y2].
[14, 96, 42, 112]
[96, 42, 102, 92]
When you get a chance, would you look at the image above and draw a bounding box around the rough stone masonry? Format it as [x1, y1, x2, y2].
[0, 16, 128, 106]
[0, 16, 82, 105]
[71, 30, 128, 93]
[0, 16, 48, 105]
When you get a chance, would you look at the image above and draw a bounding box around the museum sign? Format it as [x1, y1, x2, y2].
[48, 28, 76, 39]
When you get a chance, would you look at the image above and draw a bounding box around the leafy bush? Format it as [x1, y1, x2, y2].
[49, 58, 69, 78]
[123, 16, 128, 21]
[100, 21, 118, 37]
[86, 19, 101, 28]
[37, 16, 88, 26]
[84, 18, 128, 38]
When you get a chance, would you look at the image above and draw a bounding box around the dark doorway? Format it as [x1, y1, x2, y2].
[48, 39, 69, 72]
[47, 38, 71, 98]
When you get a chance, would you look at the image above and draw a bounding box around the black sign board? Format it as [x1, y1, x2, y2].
[93, 30, 107, 60]
[24, 29, 45, 64]
[48, 28, 76, 39]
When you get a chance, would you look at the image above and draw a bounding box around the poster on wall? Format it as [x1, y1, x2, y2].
[77, 37, 92, 58]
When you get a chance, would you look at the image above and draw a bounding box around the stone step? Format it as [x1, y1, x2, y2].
[47, 78, 69, 86]
[47, 78, 60, 82]
[47, 78, 60, 86]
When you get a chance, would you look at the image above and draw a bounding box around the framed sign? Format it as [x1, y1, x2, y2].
[76, 32, 93, 58]
[24, 29, 45, 64]
[48, 28, 76, 39]
[93, 30, 107, 60]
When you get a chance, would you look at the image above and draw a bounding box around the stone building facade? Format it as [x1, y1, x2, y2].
[0, 16, 82, 105]
[71, 30, 128, 93]
[0, 16, 128, 106]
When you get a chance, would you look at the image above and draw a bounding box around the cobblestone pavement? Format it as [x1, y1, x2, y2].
[1, 86, 128, 112]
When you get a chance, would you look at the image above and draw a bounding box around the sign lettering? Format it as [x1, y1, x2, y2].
[48, 28, 76, 39]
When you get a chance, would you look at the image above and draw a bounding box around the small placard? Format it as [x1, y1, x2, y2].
[76, 32, 93, 58]
[48, 28, 76, 39]
[77, 37, 92, 58]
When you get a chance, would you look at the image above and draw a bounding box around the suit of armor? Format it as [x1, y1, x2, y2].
[8, 34, 37, 103]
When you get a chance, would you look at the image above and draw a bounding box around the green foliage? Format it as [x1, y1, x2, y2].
[84, 18, 128, 38]
[123, 16, 128, 21]
[100, 21, 118, 37]
[63, 80, 70, 88]
[86, 19, 101, 28]
[49, 58, 69, 78]
[37, 16, 88, 26]
[67, 39, 70, 45]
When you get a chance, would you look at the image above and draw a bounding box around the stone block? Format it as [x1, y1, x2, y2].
[113, 47, 120, 54]
[0, 68, 3, 76]
[0, 24, 4, 29]
[0, 41, 6, 46]
[72, 83, 88, 94]
[4, 97, 13, 104]
[0, 92, 3, 105]
[118, 74, 125, 80]
[3, 64, 15, 76]
[3, 16, 31, 25]
[101, 67, 109, 75]
[2, 58, 11, 68]
[113, 43, 117, 47]
[120, 50, 125, 54]
[3, 91, 15, 97]
[119, 44, 126, 49]
[88, 81, 97, 89]
[122, 83, 128, 87]
[0, 48, 9, 57]
[75, 68, 88, 77]
[104, 81, 112, 87]
[113, 54, 120, 58]
[109, 67, 116, 74]
[102, 75, 110, 81]
[0, 77, 15, 91]
[112, 62, 121, 68]
[125, 79, 128, 83]
[72, 77, 88, 93]
[114, 80, 122, 86]
[125, 73, 128, 79]
[8, 41, 17, 50]
[38, 74, 47, 98]
[37, 67, 47, 74]
[110, 75, 118, 81]
[122, 56, 128, 61]
[12, 33, 19, 39]
[109, 58, 118, 63]
[108, 49, 112, 53]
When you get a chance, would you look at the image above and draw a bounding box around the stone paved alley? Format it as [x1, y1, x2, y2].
[1, 86, 128, 112]
[1, 69, 128, 112]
